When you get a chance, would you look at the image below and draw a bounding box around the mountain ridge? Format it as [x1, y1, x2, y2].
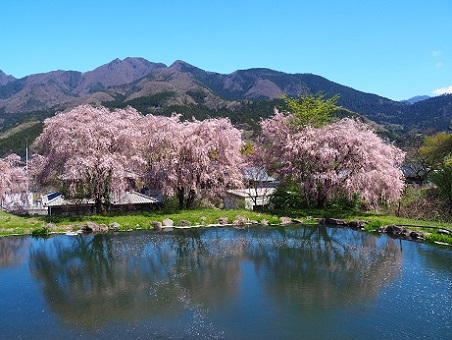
[0, 57, 451, 132]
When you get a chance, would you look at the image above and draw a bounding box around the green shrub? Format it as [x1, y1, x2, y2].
[31, 226, 51, 236]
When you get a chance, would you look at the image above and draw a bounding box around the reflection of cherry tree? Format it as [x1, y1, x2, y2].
[29, 235, 157, 328]
[0, 237, 28, 268]
[28, 227, 403, 335]
[28, 231, 245, 331]
[246, 226, 402, 307]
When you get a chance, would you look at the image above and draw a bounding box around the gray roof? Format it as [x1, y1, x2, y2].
[244, 167, 276, 182]
[110, 191, 159, 205]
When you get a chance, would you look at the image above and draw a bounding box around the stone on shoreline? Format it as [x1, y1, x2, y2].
[379, 224, 423, 241]
[280, 216, 292, 225]
[46, 223, 57, 230]
[151, 221, 162, 230]
[162, 218, 174, 227]
[109, 222, 121, 230]
[318, 218, 346, 226]
[81, 222, 108, 233]
[218, 217, 228, 225]
[177, 220, 191, 227]
[233, 216, 248, 226]
[348, 220, 368, 229]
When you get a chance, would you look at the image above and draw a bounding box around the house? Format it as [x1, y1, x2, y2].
[244, 167, 277, 188]
[43, 191, 160, 215]
[402, 162, 429, 185]
[224, 188, 276, 210]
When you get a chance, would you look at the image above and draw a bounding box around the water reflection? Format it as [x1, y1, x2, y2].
[28, 231, 245, 332]
[247, 226, 402, 308]
[29, 234, 157, 329]
[0, 236, 29, 269]
[28, 227, 403, 333]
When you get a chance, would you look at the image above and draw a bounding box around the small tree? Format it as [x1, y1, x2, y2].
[419, 132, 452, 168]
[417, 131, 452, 206]
[429, 155, 452, 206]
[283, 92, 341, 128]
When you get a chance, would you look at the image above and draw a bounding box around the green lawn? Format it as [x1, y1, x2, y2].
[1, 208, 451, 246]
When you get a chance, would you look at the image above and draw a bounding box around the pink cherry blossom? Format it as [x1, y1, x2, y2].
[33, 105, 144, 213]
[141, 115, 244, 209]
[260, 110, 405, 208]
[0, 154, 27, 209]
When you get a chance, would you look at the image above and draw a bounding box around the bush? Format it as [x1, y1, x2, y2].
[31, 226, 51, 236]
[387, 186, 452, 222]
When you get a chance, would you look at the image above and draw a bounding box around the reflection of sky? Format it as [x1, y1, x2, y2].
[0, 249, 57, 338]
[340, 242, 452, 339]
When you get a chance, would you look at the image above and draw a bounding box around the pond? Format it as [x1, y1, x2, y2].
[0, 226, 451, 339]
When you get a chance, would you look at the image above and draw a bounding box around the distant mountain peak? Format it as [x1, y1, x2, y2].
[169, 60, 199, 72]
[0, 70, 16, 86]
[402, 95, 430, 104]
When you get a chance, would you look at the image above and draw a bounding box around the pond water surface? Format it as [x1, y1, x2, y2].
[0, 226, 451, 339]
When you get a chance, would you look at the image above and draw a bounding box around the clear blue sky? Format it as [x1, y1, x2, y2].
[1, 0, 451, 100]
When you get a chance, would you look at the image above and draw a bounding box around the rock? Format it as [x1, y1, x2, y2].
[151, 221, 162, 230]
[438, 229, 451, 235]
[293, 219, 304, 224]
[383, 225, 404, 236]
[234, 216, 248, 226]
[261, 219, 269, 226]
[402, 229, 412, 239]
[162, 218, 174, 227]
[109, 222, 121, 230]
[348, 220, 368, 229]
[324, 218, 346, 226]
[46, 223, 57, 230]
[410, 231, 420, 239]
[280, 216, 292, 225]
[82, 222, 108, 233]
[177, 220, 191, 227]
[218, 217, 228, 225]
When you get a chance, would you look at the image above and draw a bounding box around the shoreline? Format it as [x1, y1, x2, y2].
[1, 209, 451, 247]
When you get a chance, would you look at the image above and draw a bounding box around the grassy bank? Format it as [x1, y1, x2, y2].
[1, 208, 451, 246]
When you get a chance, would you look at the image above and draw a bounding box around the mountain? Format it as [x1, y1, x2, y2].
[0, 57, 165, 113]
[403, 95, 430, 104]
[0, 70, 16, 86]
[0, 57, 451, 133]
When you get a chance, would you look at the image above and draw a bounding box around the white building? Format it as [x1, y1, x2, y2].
[224, 188, 275, 210]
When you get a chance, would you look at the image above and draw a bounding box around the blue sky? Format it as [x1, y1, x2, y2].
[1, 0, 451, 100]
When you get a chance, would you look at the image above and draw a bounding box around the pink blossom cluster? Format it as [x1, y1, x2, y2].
[0, 104, 407, 211]
[260, 109, 405, 207]
[0, 154, 26, 205]
[31, 105, 244, 210]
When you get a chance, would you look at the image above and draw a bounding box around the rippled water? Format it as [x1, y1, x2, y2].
[0, 226, 451, 339]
